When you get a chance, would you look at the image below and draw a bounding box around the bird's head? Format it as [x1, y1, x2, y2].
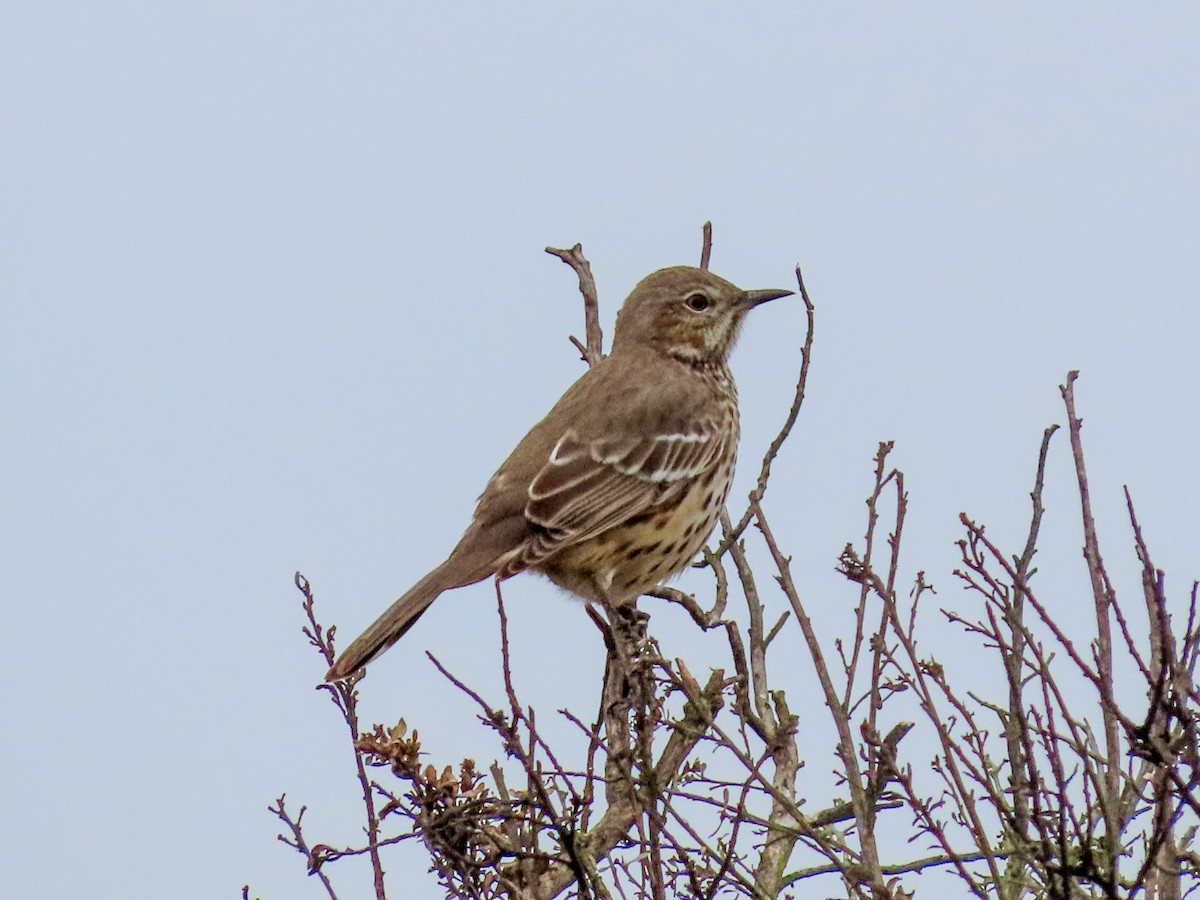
[611, 266, 792, 365]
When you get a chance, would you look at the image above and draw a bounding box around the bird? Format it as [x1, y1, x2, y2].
[325, 265, 792, 681]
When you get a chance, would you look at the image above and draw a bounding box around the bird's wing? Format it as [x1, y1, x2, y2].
[520, 418, 730, 563]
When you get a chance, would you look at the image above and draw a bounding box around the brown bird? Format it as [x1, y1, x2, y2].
[326, 266, 791, 681]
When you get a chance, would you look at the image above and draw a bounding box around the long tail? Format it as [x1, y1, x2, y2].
[325, 557, 489, 681]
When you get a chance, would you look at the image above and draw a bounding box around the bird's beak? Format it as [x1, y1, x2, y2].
[742, 288, 794, 309]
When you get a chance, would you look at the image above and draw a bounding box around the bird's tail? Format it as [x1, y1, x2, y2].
[325, 556, 490, 681]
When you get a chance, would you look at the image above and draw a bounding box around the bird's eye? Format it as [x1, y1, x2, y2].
[684, 292, 711, 312]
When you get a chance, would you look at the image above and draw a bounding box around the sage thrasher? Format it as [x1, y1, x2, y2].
[326, 265, 791, 680]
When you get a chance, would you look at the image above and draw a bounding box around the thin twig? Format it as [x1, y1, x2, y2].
[270, 794, 340, 899]
[785, 849, 1000, 886]
[752, 497, 887, 893]
[546, 243, 602, 365]
[711, 265, 815, 559]
[295, 573, 386, 899]
[1005, 424, 1059, 864]
[1060, 370, 1122, 861]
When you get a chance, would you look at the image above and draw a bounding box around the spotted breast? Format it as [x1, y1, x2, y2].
[530, 364, 739, 605]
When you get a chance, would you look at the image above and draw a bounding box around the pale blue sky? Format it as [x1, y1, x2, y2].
[2, 4, 1198, 897]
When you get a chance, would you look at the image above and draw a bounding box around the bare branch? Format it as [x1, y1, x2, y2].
[1004, 424, 1059, 863]
[546, 243, 602, 365]
[295, 573, 387, 899]
[712, 265, 815, 558]
[753, 497, 888, 894]
[531, 667, 726, 899]
[1060, 370, 1123, 858]
[270, 794, 340, 899]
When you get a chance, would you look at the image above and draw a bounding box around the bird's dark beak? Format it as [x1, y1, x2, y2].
[742, 288, 794, 309]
